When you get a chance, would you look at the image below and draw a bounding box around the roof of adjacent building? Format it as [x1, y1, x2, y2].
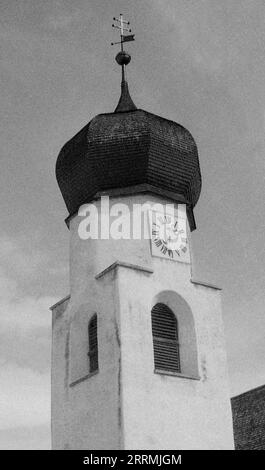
[231, 384, 265, 450]
[56, 79, 202, 230]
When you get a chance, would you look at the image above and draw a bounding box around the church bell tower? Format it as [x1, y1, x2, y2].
[51, 16, 234, 450]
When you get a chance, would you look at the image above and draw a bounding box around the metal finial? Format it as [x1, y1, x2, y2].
[111, 14, 135, 79]
[111, 14, 136, 113]
[111, 14, 134, 49]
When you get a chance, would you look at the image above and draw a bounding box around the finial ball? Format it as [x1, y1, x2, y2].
[115, 51, 131, 66]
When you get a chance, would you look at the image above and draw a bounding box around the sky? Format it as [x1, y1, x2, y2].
[0, 0, 265, 450]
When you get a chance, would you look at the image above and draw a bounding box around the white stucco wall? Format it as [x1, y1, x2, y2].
[117, 262, 234, 449]
[51, 271, 122, 450]
[51, 193, 234, 450]
[51, 296, 70, 450]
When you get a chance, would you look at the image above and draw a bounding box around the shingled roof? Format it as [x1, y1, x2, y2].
[231, 385, 265, 450]
[56, 83, 201, 230]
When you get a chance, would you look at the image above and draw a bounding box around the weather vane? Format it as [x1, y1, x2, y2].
[111, 14, 137, 112]
[111, 14, 135, 50]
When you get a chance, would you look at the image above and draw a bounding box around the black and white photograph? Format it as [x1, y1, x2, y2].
[0, 0, 265, 455]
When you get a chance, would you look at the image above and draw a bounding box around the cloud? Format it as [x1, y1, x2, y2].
[0, 292, 53, 334]
[0, 235, 56, 360]
[0, 424, 51, 450]
[45, 8, 85, 31]
[0, 363, 50, 430]
[0, 235, 49, 278]
[0, 236, 61, 435]
[225, 295, 265, 396]
[0, 284, 54, 372]
[0, 270, 17, 301]
[0, 260, 58, 371]
[0, 232, 65, 372]
[0, 265, 55, 435]
[0, 233, 68, 297]
[152, 0, 248, 78]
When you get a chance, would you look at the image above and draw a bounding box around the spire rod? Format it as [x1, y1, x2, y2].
[111, 14, 137, 113]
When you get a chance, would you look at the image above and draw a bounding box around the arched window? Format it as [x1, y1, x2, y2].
[88, 314, 98, 373]
[151, 303, 180, 373]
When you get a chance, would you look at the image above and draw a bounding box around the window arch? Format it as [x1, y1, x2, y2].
[151, 291, 199, 379]
[88, 314, 98, 373]
[151, 303, 181, 373]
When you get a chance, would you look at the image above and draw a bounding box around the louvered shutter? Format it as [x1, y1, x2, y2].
[151, 303, 181, 373]
[88, 315, 98, 373]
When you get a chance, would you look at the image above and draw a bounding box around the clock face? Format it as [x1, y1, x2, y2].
[149, 210, 190, 263]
